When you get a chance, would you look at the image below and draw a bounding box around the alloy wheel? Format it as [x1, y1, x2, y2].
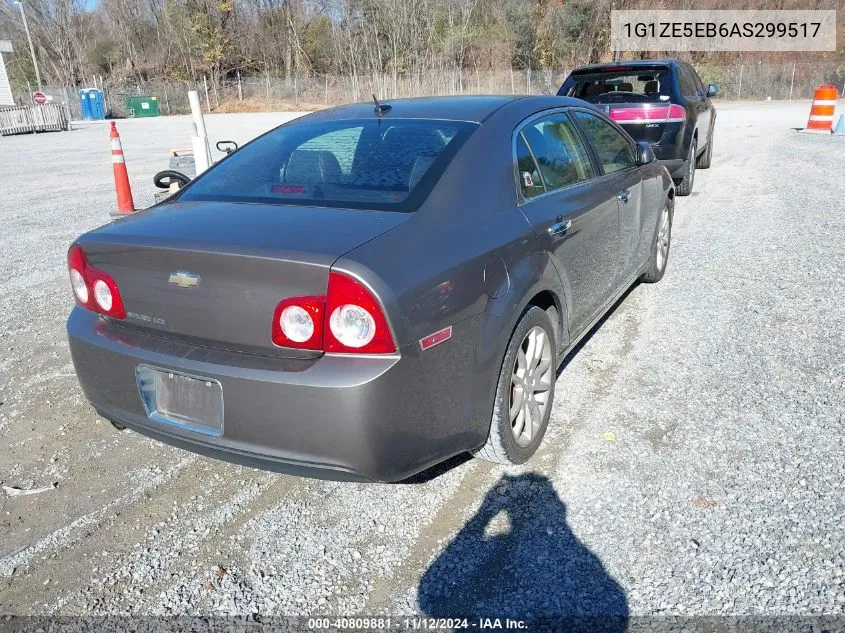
[656, 206, 671, 271]
[510, 326, 554, 447]
[688, 142, 696, 187]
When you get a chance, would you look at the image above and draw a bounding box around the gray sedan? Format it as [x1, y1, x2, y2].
[66, 95, 674, 482]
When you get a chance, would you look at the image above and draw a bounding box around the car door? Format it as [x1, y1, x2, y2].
[514, 110, 621, 336]
[689, 66, 714, 141]
[679, 64, 710, 143]
[570, 108, 647, 287]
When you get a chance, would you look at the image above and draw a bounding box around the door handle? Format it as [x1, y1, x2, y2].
[617, 189, 630, 203]
[548, 218, 572, 236]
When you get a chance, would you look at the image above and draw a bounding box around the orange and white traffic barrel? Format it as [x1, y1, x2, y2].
[805, 84, 838, 134]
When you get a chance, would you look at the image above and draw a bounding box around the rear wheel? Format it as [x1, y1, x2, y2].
[675, 139, 696, 196]
[641, 201, 673, 283]
[697, 127, 713, 169]
[475, 306, 556, 465]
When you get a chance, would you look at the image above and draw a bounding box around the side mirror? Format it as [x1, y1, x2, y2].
[216, 140, 239, 155]
[636, 141, 656, 166]
[707, 84, 719, 97]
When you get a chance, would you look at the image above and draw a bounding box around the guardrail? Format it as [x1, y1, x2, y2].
[0, 104, 70, 136]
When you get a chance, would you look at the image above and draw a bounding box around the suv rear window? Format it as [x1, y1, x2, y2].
[560, 67, 671, 104]
[180, 119, 476, 212]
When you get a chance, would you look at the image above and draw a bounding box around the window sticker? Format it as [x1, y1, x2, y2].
[522, 171, 534, 188]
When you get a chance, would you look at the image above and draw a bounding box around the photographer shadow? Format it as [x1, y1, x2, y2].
[418, 473, 628, 632]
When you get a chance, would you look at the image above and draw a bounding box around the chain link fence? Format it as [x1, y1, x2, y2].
[14, 61, 845, 119]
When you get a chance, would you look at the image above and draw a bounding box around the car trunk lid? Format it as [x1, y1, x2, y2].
[78, 201, 407, 358]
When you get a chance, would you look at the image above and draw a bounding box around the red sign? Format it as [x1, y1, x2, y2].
[32, 91, 47, 105]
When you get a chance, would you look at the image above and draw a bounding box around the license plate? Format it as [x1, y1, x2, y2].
[136, 365, 223, 436]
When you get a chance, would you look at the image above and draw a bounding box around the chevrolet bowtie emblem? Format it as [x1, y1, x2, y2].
[168, 270, 201, 288]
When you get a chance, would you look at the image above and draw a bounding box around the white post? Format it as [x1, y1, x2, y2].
[237, 70, 243, 101]
[737, 64, 743, 100]
[188, 90, 208, 138]
[188, 90, 211, 175]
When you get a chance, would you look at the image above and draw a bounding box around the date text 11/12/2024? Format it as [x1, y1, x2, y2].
[307, 618, 529, 630]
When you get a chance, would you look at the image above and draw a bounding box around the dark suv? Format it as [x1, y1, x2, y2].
[558, 59, 717, 195]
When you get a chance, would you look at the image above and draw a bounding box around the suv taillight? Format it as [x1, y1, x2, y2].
[67, 245, 126, 319]
[271, 271, 396, 354]
[609, 104, 686, 124]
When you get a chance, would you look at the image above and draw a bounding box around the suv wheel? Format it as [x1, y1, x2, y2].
[475, 306, 556, 465]
[697, 127, 713, 169]
[676, 139, 696, 196]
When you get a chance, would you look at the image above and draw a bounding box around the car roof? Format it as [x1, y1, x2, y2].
[570, 59, 679, 73]
[290, 95, 586, 125]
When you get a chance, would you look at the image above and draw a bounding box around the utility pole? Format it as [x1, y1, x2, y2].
[15, 0, 41, 91]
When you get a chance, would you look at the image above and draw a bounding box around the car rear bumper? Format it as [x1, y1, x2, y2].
[67, 308, 472, 482]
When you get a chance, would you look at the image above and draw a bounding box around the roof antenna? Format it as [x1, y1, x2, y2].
[372, 93, 391, 116]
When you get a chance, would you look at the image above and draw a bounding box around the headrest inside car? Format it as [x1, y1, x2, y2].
[285, 150, 342, 185]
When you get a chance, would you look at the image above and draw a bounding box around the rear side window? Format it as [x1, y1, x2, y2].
[572, 110, 636, 174]
[688, 66, 706, 96]
[519, 113, 594, 192]
[180, 119, 476, 212]
[678, 65, 699, 97]
[515, 134, 545, 199]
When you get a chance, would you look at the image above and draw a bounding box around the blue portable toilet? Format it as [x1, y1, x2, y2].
[79, 89, 105, 120]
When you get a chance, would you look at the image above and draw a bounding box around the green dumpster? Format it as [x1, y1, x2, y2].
[125, 96, 161, 118]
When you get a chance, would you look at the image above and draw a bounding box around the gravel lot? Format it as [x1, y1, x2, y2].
[0, 101, 843, 623]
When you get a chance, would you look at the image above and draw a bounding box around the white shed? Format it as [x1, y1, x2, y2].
[0, 41, 14, 107]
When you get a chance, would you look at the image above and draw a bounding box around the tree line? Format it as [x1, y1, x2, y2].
[0, 0, 842, 93]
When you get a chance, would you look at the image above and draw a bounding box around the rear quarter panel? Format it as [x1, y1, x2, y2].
[337, 100, 567, 448]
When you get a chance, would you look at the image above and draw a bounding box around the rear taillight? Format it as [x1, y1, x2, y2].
[271, 296, 325, 349]
[270, 271, 396, 354]
[609, 104, 686, 124]
[67, 245, 126, 319]
[324, 272, 395, 354]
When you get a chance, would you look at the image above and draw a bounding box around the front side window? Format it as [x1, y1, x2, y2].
[180, 119, 475, 212]
[572, 111, 637, 175]
[519, 113, 594, 192]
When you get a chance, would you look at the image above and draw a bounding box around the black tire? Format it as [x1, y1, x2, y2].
[675, 139, 696, 196]
[475, 306, 557, 465]
[153, 170, 191, 190]
[696, 127, 713, 169]
[641, 200, 674, 283]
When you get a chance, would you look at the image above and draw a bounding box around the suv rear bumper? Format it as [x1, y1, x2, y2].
[657, 158, 686, 179]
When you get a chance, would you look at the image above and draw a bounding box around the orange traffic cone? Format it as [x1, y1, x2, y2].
[110, 121, 135, 214]
[805, 84, 838, 134]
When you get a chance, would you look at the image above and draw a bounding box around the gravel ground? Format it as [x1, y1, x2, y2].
[0, 101, 843, 624]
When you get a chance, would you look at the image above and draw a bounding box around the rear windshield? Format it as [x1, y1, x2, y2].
[560, 67, 671, 104]
[179, 118, 476, 212]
